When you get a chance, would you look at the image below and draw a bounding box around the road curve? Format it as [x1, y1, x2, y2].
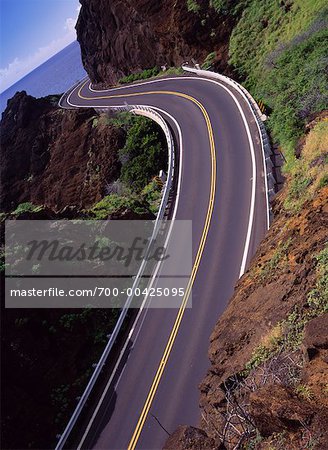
[60, 74, 268, 450]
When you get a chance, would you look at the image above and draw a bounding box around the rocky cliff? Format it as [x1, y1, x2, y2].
[0, 91, 124, 212]
[76, 0, 233, 85]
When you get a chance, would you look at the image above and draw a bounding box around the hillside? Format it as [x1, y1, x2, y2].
[75, 0, 328, 448]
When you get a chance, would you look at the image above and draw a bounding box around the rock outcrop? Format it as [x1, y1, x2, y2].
[0, 91, 124, 212]
[164, 425, 216, 450]
[76, 0, 234, 85]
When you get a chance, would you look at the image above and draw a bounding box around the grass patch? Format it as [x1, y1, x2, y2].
[118, 66, 183, 85]
[229, 0, 327, 85]
[295, 384, 314, 400]
[260, 238, 292, 281]
[202, 51, 216, 70]
[284, 119, 328, 212]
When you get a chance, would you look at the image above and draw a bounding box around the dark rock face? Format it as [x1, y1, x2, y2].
[164, 425, 216, 450]
[303, 313, 328, 360]
[0, 91, 124, 211]
[249, 384, 314, 436]
[76, 0, 234, 84]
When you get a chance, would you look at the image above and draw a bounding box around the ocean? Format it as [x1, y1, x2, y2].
[0, 41, 87, 114]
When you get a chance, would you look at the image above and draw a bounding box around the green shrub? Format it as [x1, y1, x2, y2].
[202, 52, 216, 70]
[107, 112, 135, 130]
[142, 180, 162, 213]
[319, 174, 328, 188]
[210, 0, 227, 14]
[119, 116, 167, 192]
[88, 194, 148, 219]
[119, 67, 160, 84]
[86, 115, 167, 218]
[187, 0, 201, 13]
[245, 344, 274, 373]
[12, 202, 43, 216]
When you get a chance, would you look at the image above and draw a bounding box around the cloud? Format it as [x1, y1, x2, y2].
[65, 5, 81, 34]
[0, 5, 82, 93]
[65, 17, 76, 34]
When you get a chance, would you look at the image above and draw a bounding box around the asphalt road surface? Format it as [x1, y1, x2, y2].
[60, 74, 269, 450]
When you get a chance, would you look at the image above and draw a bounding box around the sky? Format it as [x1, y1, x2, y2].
[0, 0, 81, 92]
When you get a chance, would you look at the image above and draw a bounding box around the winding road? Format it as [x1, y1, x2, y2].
[59, 73, 269, 450]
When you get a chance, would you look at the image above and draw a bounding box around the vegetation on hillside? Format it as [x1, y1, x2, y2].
[119, 115, 167, 192]
[228, 1, 328, 167]
[12, 202, 43, 215]
[118, 66, 160, 84]
[246, 242, 328, 375]
[188, 0, 328, 171]
[88, 113, 167, 218]
[118, 66, 183, 85]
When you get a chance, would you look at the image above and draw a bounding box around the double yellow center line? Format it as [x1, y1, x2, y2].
[77, 81, 217, 450]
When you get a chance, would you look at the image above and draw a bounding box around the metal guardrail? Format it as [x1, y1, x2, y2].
[182, 64, 274, 225]
[183, 64, 267, 122]
[55, 98, 175, 449]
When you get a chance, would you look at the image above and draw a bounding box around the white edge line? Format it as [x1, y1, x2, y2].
[183, 69, 270, 231]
